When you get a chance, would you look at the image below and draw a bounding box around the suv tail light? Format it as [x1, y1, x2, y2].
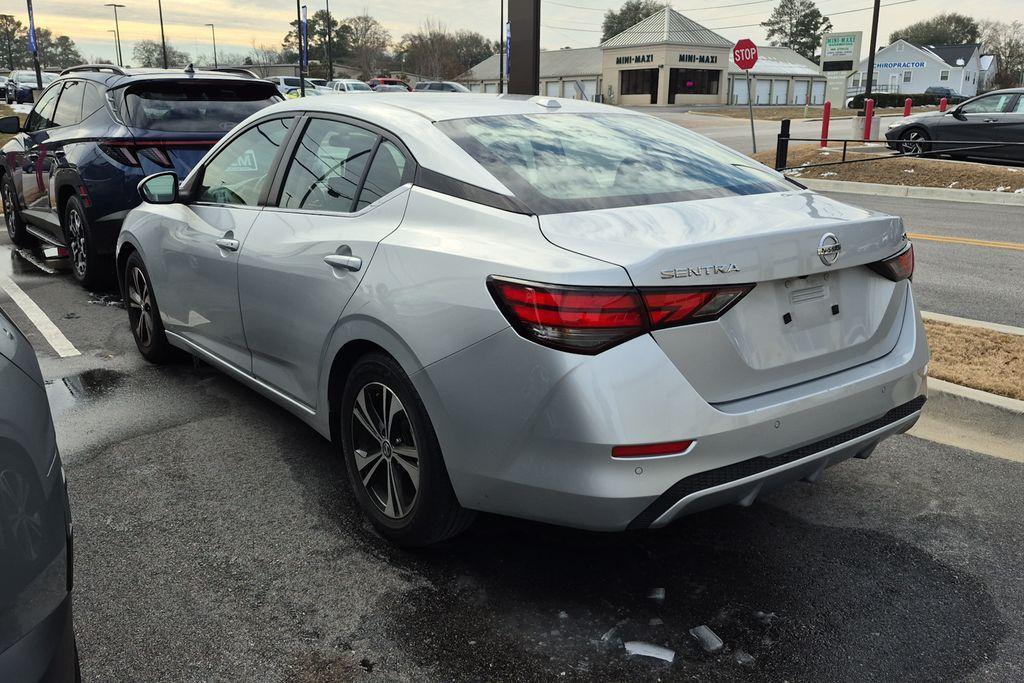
[488, 276, 753, 354]
[98, 139, 219, 168]
[868, 243, 914, 282]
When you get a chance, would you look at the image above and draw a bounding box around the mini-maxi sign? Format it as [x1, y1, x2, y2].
[733, 39, 759, 71]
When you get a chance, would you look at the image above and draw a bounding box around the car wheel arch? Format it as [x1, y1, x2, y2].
[327, 339, 395, 445]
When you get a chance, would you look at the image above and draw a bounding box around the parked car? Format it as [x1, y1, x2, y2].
[373, 84, 408, 92]
[923, 86, 968, 104]
[265, 76, 326, 96]
[0, 64, 281, 288]
[412, 80, 470, 92]
[117, 94, 928, 547]
[0, 307, 78, 680]
[5, 71, 58, 104]
[885, 87, 1024, 160]
[328, 79, 372, 93]
[367, 77, 410, 91]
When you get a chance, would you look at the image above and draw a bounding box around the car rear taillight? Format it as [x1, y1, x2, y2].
[488, 276, 754, 354]
[868, 243, 914, 282]
[98, 139, 219, 168]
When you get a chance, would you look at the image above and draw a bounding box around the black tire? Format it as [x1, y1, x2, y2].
[123, 251, 175, 364]
[2, 174, 35, 247]
[340, 353, 475, 547]
[63, 195, 110, 290]
[899, 128, 931, 156]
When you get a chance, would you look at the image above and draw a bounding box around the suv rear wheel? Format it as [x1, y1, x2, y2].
[63, 195, 108, 289]
[2, 175, 35, 247]
[339, 353, 475, 547]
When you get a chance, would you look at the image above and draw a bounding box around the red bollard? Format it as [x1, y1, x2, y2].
[939, 97, 948, 112]
[820, 101, 831, 148]
[863, 98, 875, 141]
[903, 98, 912, 117]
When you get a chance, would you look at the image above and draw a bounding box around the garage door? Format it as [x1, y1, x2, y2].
[755, 79, 771, 104]
[580, 79, 597, 101]
[545, 81, 561, 97]
[772, 80, 789, 104]
[484, 83, 497, 94]
[792, 80, 809, 105]
[469, 83, 482, 93]
[811, 81, 826, 104]
[732, 78, 750, 104]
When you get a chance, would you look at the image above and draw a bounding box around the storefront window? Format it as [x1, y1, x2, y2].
[670, 68, 720, 96]
[620, 68, 658, 96]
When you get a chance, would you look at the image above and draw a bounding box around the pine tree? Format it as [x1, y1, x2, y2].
[761, 0, 833, 61]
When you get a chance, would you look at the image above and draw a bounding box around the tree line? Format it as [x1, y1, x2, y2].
[0, 14, 83, 70]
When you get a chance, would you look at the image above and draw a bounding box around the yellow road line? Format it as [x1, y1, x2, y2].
[907, 232, 1024, 252]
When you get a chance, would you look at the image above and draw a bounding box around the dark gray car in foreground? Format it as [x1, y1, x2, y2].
[0, 308, 78, 681]
[886, 87, 1024, 161]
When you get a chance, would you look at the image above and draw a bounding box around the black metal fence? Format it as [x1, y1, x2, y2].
[773, 118, 1024, 172]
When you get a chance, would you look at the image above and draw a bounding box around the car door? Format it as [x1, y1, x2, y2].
[939, 93, 1016, 155]
[237, 116, 413, 408]
[990, 95, 1024, 160]
[14, 84, 61, 235]
[156, 115, 295, 370]
[40, 80, 85, 229]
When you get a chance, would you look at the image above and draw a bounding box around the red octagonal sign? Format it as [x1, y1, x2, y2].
[733, 39, 759, 71]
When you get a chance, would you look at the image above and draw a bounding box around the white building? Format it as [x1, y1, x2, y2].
[979, 54, 999, 91]
[459, 8, 826, 106]
[849, 40, 982, 97]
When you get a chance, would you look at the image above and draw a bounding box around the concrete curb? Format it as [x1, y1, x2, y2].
[799, 178, 1024, 206]
[921, 311, 1024, 337]
[912, 378, 1024, 462]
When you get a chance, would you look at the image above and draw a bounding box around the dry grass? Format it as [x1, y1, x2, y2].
[924, 320, 1024, 401]
[751, 146, 1024, 193]
[694, 105, 935, 121]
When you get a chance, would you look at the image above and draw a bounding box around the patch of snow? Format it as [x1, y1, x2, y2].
[903, 168, 915, 174]
[689, 625, 724, 653]
[993, 186, 1009, 192]
[1014, 188, 1024, 194]
[820, 171, 838, 177]
[948, 181, 959, 188]
[624, 641, 675, 663]
[649, 618, 663, 626]
[734, 650, 756, 666]
[10, 103, 32, 114]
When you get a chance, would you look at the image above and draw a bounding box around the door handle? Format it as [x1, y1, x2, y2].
[215, 238, 240, 251]
[983, 118, 999, 123]
[324, 254, 362, 272]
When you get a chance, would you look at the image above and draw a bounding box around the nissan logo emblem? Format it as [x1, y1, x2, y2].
[817, 233, 841, 266]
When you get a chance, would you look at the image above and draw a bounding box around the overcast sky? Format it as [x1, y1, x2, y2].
[9, 0, 1022, 66]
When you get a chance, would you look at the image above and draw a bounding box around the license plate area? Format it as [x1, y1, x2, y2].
[779, 273, 839, 331]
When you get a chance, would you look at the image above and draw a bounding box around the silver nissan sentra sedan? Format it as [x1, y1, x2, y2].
[116, 94, 929, 546]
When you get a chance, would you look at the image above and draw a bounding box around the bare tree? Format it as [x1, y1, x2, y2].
[979, 19, 1024, 89]
[248, 41, 280, 77]
[347, 14, 389, 79]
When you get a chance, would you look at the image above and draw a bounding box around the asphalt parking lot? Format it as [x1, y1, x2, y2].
[2, 210, 1023, 681]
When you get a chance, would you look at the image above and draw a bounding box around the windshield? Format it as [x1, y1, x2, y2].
[436, 113, 791, 213]
[13, 71, 55, 85]
[348, 82, 371, 91]
[123, 81, 280, 132]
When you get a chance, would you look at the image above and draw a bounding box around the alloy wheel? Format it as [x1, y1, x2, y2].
[0, 470, 43, 562]
[902, 131, 926, 155]
[2, 183, 15, 239]
[350, 381, 420, 519]
[67, 208, 88, 279]
[126, 265, 154, 349]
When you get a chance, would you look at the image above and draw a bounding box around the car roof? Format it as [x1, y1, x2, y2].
[52, 67, 273, 89]
[230, 93, 641, 196]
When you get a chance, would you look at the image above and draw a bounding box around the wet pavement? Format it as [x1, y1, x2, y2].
[1, 235, 1023, 681]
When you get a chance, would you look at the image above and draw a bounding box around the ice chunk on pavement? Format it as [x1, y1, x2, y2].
[649, 618, 663, 626]
[647, 587, 665, 602]
[624, 641, 675, 663]
[734, 649, 755, 666]
[753, 610, 776, 625]
[689, 625, 724, 653]
[558, 610, 569, 620]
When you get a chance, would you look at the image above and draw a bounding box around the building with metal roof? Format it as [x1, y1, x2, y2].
[459, 8, 826, 107]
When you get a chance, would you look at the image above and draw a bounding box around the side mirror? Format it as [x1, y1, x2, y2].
[138, 171, 179, 204]
[0, 115, 20, 134]
[951, 107, 967, 120]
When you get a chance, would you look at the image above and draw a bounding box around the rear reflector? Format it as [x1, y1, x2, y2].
[612, 440, 693, 458]
[488, 276, 754, 354]
[868, 243, 914, 282]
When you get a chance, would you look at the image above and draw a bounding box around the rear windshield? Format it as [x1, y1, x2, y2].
[436, 113, 791, 213]
[123, 81, 280, 132]
[348, 82, 371, 91]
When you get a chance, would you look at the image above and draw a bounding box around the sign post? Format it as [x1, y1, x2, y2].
[26, 0, 42, 90]
[733, 39, 759, 153]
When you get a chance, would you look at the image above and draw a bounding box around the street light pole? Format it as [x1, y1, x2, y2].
[325, 0, 333, 82]
[157, 0, 168, 68]
[104, 4, 126, 67]
[498, 0, 504, 93]
[205, 23, 217, 68]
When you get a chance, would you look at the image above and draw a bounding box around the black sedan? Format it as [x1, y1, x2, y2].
[5, 71, 58, 104]
[885, 88, 1024, 162]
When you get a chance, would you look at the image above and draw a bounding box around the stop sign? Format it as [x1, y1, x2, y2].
[733, 39, 759, 70]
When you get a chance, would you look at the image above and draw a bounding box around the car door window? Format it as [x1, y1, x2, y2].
[24, 86, 60, 132]
[81, 82, 106, 119]
[52, 80, 83, 127]
[197, 117, 293, 205]
[355, 141, 409, 210]
[278, 118, 377, 212]
[1013, 97, 1024, 114]
[961, 94, 1014, 115]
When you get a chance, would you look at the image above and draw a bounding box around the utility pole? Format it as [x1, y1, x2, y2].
[157, 0, 168, 68]
[104, 4, 126, 68]
[206, 23, 217, 68]
[26, 0, 41, 88]
[498, 0, 504, 93]
[325, 0, 333, 82]
[508, 0, 539, 95]
[863, 0, 881, 101]
[296, 0, 304, 97]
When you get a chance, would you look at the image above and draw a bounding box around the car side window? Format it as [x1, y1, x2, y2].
[197, 117, 293, 206]
[24, 86, 61, 132]
[81, 83, 106, 119]
[356, 141, 409, 211]
[52, 80, 83, 128]
[961, 94, 1013, 115]
[278, 118, 377, 213]
[1013, 97, 1024, 114]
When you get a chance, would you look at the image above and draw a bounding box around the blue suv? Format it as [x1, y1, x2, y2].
[0, 65, 280, 288]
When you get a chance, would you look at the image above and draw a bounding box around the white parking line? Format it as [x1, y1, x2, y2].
[0, 274, 81, 357]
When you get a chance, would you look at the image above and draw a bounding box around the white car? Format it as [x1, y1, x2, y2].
[265, 76, 325, 96]
[117, 94, 928, 546]
[328, 79, 372, 93]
